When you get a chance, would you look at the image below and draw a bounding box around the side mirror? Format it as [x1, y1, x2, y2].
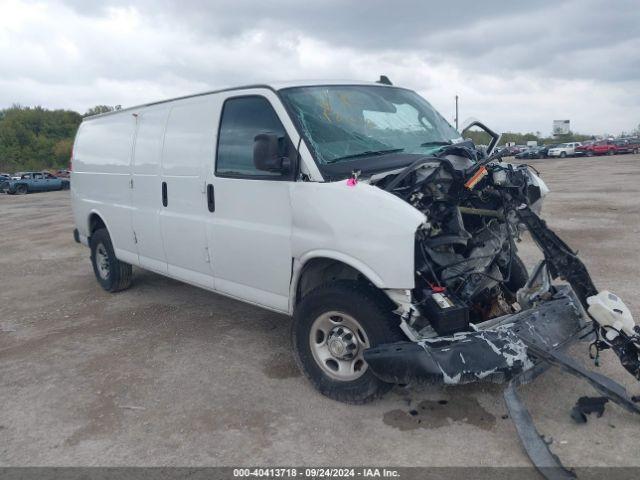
[253, 133, 291, 174]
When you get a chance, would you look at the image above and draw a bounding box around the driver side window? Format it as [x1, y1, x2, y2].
[216, 96, 290, 179]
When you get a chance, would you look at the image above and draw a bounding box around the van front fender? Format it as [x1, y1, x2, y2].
[290, 180, 425, 294]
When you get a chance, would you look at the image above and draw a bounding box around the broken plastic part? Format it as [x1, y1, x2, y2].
[504, 383, 576, 480]
[521, 338, 640, 416]
[365, 287, 586, 385]
[587, 291, 635, 337]
[570, 396, 608, 424]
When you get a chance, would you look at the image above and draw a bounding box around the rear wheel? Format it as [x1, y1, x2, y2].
[90, 228, 132, 292]
[15, 184, 27, 194]
[291, 281, 403, 404]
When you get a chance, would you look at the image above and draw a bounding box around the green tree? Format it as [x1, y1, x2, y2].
[0, 105, 82, 172]
[83, 105, 116, 117]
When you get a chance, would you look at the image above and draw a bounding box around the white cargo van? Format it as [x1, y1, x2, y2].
[72, 80, 632, 404]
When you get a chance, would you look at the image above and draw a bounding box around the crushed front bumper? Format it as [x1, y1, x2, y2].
[364, 286, 591, 385]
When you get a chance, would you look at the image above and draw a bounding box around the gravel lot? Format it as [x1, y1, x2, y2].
[1, 155, 639, 467]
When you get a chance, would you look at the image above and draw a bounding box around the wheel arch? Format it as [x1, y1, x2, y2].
[87, 210, 110, 240]
[289, 252, 393, 314]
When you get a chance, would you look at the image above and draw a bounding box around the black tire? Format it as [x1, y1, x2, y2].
[291, 280, 404, 404]
[607, 149, 615, 156]
[89, 228, 133, 292]
[587, 151, 593, 157]
[15, 184, 27, 194]
[559, 151, 567, 158]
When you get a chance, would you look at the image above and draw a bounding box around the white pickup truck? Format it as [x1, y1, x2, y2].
[547, 142, 582, 158]
[71, 80, 639, 407]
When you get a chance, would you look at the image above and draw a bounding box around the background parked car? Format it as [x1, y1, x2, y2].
[495, 145, 522, 156]
[547, 142, 582, 158]
[577, 140, 616, 156]
[613, 138, 640, 154]
[515, 145, 546, 159]
[0, 171, 69, 194]
[537, 144, 560, 158]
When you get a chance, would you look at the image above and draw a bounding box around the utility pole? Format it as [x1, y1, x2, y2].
[455, 95, 459, 130]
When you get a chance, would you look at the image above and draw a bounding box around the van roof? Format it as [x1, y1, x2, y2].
[83, 79, 389, 120]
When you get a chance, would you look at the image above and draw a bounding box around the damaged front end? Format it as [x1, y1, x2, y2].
[361, 137, 640, 476]
[366, 284, 588, 385]
[362, 139, 640, 390]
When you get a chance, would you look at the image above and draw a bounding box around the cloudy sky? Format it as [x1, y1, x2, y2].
[1, 0, 638, 135]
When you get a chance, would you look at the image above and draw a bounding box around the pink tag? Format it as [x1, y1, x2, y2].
[347, 178, 357, 187]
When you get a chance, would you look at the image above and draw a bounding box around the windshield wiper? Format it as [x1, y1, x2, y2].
[327, 148, 405, 163]
[420, 140, 452, 147]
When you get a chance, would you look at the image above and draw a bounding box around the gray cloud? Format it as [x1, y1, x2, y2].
[1, 0, 639, 134]
[60, 0, 639, 82]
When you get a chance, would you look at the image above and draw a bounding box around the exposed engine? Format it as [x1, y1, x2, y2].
[372, 142, 546, 328]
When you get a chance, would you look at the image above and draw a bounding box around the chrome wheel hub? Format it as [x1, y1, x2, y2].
[309, 311, 370, 381]
[327, 326, 358, 359]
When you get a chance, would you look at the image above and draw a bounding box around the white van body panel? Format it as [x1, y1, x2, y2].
[160, 98, 216, 289]
[208, 177, 293, 312]
[71, 113, 137, 262]
[131, 105, 170, 273]
[290, 180, 425, 301]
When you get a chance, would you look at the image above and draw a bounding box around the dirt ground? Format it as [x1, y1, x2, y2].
[1, 155, 639, 467]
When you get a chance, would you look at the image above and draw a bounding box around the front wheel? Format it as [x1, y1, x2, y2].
[90, 228, 132, 292]
[291, 281, 403, 404]
[560, 151, 567, 158]
[15, 184, 27, 194]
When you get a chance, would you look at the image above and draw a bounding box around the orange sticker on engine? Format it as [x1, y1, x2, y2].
[465, 166, 488, 190]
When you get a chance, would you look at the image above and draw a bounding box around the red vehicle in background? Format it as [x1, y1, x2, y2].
[577, 138, 640, 157]
[613, 138, 640, 154]
[576, 140, 617, 156]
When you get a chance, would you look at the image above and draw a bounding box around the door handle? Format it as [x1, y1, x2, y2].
[207, 184, 215, 212]
[161, 181, 168, 207]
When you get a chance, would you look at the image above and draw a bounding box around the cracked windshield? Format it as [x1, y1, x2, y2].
[280, 85, 461, 164]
